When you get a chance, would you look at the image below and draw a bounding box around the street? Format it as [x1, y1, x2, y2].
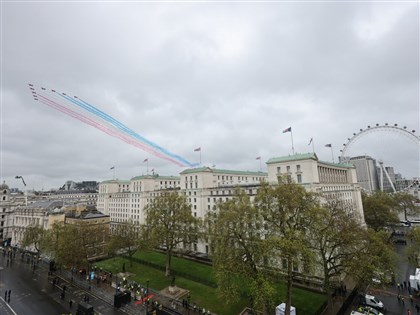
[345, 226, 420, 315]
[0, 248, 142, 315]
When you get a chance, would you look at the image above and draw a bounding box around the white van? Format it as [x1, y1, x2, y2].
[360, 294, 384, 311]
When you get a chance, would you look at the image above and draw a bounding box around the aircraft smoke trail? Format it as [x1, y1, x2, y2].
[36, 93, 185, 166]
[55, 92, 195, 167]
[30, 85, 195, 167]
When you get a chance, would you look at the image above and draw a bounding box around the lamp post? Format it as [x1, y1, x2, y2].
[15, 176, 27, 206]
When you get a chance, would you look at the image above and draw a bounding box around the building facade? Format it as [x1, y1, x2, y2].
[97, 176, 180, 232]
[267, 153, 365, 221]
[98, 153, 365, 254]
[0, 183, 14, 246]
[12, 200, 65, 248]
[348, 155, 380, 193]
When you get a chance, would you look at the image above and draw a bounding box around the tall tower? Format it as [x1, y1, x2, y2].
[0, 182, 12, 244]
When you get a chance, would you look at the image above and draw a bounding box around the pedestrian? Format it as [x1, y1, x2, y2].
[4, 290, 7, 300]
[415, 303, 419, 314]
[8, 290, 11, 298]
[398, 294, 401, 302]
[69, 299, 73, 308]
[408, 309, 412, 315]
[410, 294, 414, 303]
[405, 281, 407, 288]
[398, 283, 401, 290]
[402, 297, 406, 305]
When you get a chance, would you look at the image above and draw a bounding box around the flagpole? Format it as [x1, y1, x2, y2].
[259, 159, 262, 172]
[200, 149, 202, 165]
[290, 131, 295, 155]
[308, 138, 315, 154]
[113, 167, 115, 180]
[330, 146, 334, 163]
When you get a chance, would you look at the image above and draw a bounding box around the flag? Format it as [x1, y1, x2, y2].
[143, 158, 148, 162]
[282, 127, 292, 133]
[308, 138, 313, 145]
[194, 147, 201, 152]
[151, 168, 154, 172]
[325, 144, 332, 148]
[256, 156, 261, 160]
[110, 166, 115, 170]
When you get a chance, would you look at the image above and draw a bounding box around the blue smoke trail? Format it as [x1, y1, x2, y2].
[54, 92, 196, 167]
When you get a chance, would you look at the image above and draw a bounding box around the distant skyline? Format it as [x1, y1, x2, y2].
[1, 1, 419, 191]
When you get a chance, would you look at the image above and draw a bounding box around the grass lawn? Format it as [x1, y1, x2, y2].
[95, 252, 326, 315]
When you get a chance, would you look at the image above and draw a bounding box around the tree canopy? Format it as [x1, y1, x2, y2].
[43, 221, 108, 269]
[362, 191, 399, 231]
[107, 220, 144, 266]
[144, 191, 200, 276]
[21, 224, 46, 256]
[207, 188, 275, 314]
[393, 192, 420, 222]
[209, 182, 319, 315]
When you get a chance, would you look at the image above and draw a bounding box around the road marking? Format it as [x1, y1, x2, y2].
[0, 297, 18, 315]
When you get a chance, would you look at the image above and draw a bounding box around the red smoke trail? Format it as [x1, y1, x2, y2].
[36, 93, 184, 166]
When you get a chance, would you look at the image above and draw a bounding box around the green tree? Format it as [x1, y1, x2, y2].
[362, 191, 399, 231]
[255, 182, 318, 315]
[393, 192, 420, 222]
[42, 222, 64, 262]
[43, 222, 106, 270]
[107, 220, 144, 266]
[309, 200, 365, 310]
[407, 227, 420, 265]
[348, 229, 397, 289]
[208, 188, 275, 314]
[144, 191, 200, 276]
[21, 224, 46, 257]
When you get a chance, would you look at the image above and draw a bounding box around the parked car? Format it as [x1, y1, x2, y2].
[357, 305, 384, 315]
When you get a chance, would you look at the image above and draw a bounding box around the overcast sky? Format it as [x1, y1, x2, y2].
[1, 1, 419, 191]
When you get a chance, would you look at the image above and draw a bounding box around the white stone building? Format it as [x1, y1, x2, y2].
[267, 153, 365, 221]
[98, 153, 365, 253]
[0, 183, 14, 246]
[12, 200, 65, 248]
[97, 176, 181, 232]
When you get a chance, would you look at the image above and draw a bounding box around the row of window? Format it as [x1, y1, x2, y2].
[277, 165, 301, 173]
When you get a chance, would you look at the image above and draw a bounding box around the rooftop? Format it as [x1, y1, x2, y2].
[100, 179, 131, 184]
[180, 167, 267, 176]
[131, 175, 180, 181]
[266, 153, 318, 164]
[267, 153, 355, 168]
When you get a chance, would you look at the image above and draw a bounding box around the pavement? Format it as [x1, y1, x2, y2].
[53, 266, 188, 315]
[1, 247, 190, 315]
